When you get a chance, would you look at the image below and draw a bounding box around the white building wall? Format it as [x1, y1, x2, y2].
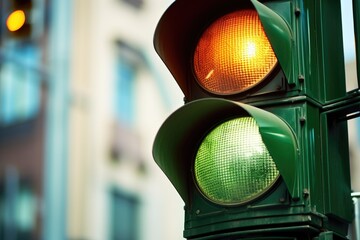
[346, 61, 360, 192]
[67, 0, 185, 239]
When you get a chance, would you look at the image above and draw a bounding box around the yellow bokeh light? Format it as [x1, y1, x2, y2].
[193, 9, 278, 95]
[6, 10, 26, 32]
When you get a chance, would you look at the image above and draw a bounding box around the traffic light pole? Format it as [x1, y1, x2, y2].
[323, 90, 360, 121]
[353, 0, 360, 87]
[351, 193, 360, 239]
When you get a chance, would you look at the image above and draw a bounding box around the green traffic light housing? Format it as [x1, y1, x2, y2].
[153, 98, 299, 205]
[153, 0, 353, 238]
[154, 0, 293, 101]
[251, 0, 293, 83]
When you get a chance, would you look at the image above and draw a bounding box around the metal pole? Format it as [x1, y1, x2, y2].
[351, 192, 360, 239]
[353, 0, 360, 88]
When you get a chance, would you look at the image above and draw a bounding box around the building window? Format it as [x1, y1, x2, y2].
[0, 43, 41, 127]
[114, 40, 144, 126]
[0, 172, 37, 240]
[111, 41, 145, 165]
[114, 58, 136, 125]
[109, 189, 139, 240]
[120, 0, 144, 9]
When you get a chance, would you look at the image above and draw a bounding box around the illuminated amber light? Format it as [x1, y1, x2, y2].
[6, 10, 26, 32]
[193, 10, 278, 95]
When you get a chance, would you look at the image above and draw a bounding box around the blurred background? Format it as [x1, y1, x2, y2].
[0, 0, 359, 240]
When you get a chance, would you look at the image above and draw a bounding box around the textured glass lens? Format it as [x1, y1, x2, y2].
[193, 10, 277, 94]
[194, 117, 279, 205]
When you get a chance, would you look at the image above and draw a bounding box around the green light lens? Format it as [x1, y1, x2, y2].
[194, 117, 279, 205]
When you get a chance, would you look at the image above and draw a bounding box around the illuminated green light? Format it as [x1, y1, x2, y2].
[194, 117, 279, 205]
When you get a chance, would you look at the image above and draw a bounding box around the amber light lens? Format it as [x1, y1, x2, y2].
[193, 9, 278, 95]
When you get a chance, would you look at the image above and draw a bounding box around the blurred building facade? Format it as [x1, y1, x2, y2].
[66, 0, 184, 239]
[0, 0, 359, 240]
[0, 0, 185, 239]
[0, 0, 47, 239]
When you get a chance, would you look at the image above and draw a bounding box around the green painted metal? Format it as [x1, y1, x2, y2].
[354, 0, 360, 87]
[237, 103, 299, 198]
[153, 97, 351, 238]
[319, 93, 359, 222]
[305, 0, 347, 102]
[251, 0, 294, 84]
[153, 98, 237, 203]
[152, 0, 354, 238]
[153, 0, 348, 103]
[153, 98, 299, 203]
[152, 0, 298, 101]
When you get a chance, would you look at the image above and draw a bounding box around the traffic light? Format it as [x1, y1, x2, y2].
[153, 0, 353, 239]
[5, 0, 33, 38]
